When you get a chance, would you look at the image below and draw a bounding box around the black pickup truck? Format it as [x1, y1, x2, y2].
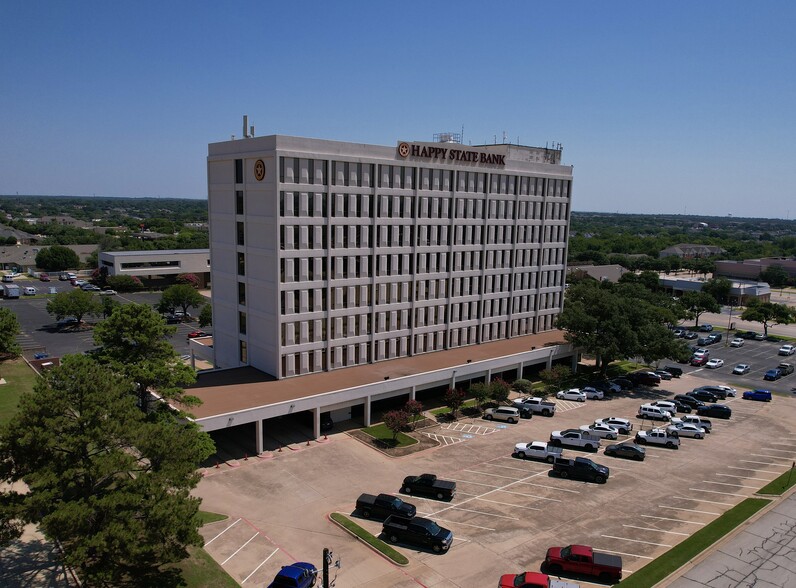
[382, 515, 453, 553]
[551, 456, 610, 484]
[401, 474, 456, 500]
[356, 493, 416, 520]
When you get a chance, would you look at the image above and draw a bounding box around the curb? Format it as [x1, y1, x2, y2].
[327, 512, 409, 567]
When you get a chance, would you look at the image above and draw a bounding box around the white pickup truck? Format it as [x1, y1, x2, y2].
[671, 415, 712, 433]
[550, 429, 602, 451]
[512, 396, 557, 417]
[635, 428, 680, 449]
[514, 441, 564, 462]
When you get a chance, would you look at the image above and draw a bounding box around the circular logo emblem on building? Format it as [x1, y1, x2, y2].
[397, 142, 410, 158]
[254, 159, 266, 181]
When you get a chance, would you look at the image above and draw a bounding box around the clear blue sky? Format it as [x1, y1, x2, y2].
[2, 1, 794, 218]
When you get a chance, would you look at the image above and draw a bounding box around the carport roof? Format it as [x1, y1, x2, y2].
[185, 330, 567, 419]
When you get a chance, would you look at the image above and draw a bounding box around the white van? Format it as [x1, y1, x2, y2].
[638, 403, 672, 421]
[23, 286, 37, 296]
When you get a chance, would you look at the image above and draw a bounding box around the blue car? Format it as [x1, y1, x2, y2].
[267, 562, 318, 588]
[764, 369, 782, 381]
[742, 389, 772, 402]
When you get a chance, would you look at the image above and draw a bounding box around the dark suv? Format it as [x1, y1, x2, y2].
[382, 516, 453, 553]
[697, 404, 732, 419]
[693, 385, 729, 400]
[688, 390, 718, 403]
[674, 394, 704, 410]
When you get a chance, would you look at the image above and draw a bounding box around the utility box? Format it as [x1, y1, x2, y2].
[2, 283, 20, 298]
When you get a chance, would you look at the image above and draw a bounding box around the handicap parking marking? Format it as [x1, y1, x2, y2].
[554, 399, 586, 412]
[439, 422, 497, 435]
[422, 432, 466, 446]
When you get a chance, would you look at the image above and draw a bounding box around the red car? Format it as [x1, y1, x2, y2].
[499, 571, 578, 588]
[187, 330, 207, 339]
[39, 273, 50, 282]
[690, 355, 709, 366]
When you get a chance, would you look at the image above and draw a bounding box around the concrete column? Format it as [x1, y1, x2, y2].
[255, 420, 263, 454]
[409, 385, 416, 401]
[486, 368, 492, 382]
[518, 360, 524, 380]
[546, 353, 554, 370]
[364, 398, 371, 427]
[313, 408, 320, 439]
[571, 353, 578, 372]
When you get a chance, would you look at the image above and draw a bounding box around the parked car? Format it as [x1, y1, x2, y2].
[483, 407, 521, 423]
[697, 404, 732, 419]
[604, 442, 646, 461]
[705, 358, 724, 369]
[733, 363, 751, 375]
[707, 333, 723, 344]
[779, 344, 796, 356]
[735, 330, 759, 339]
[578, 423, 619, 440]
[514, 442, 564, 462]
[654, 369, 673, 380]
[23, 286, 37, 296]
[697, 336, 712, 346]
[674, 394, 704, 410]
[690, 355, 709, 367]
[688, 390, 718, 403]
[544, 545, 623, 583]
[382, 515, 453, 553]
[662, 365, 683, 378]
[81, 284, 101, 291]
[356, 493, 416, 520]
[672, 329, 685, 338]
[98, 288, 117, 296]
[670, 399, 693, 413]
[649, 400, 680, 415]
[582, 387, 604, 400]
[187, 330, 208, 339]
[401, 474, 456, 500]
[699, 324, 714, 332]
[778, 363, 794, 376]
[638, 404, 672, 421]
[266, 562, 317, 588]
[635, 428, 680, 449]
[39, 273, 50, 282]
[551, 456, 610, 484]
[588, 380, 622, 394]
[667, 423, 706, 439]
[730, 338, 745, 348]
[627, 371, 661, 386]
[610, 377, 634, 390]
[595, 417, 633, 435]
[693, 385, 731, 399]
[742, 389, 772, 402]
[498, 571, 579, 588]
[549, 429, 602, 451]
[512, 397, 557, 417]
[164, 314, 181, 324]
[556, 389, 586, 402]
[683, 331, 698, 340]
[671, 414, 713, 433]
[764, 368, 782, 381]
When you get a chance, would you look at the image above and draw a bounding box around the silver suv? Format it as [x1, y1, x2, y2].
[483, 407, 520, 423]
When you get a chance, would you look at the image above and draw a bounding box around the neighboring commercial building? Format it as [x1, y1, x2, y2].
[658, 275, 771, 304]
[567, 263, 628, 283]
[98, 249, 210, 287]
[0, 244, 95, 273]
[715, 258, 796, 281]
[196, 133, 576, 447]
[659, 243, 726, 259]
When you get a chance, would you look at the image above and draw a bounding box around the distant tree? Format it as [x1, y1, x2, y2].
[403, 399, 424, 431]
[469, 382, 490, 411]
[101, 296, 121, 318]
[679, 291, 720, 327]
[159, 284, 205, 319]
[539, 365, 572, 397]
[619, 270, 660, 291]
[93, 304, 198, 410]
[444, 387, 466, 419]
[198, 303, 212, 327]
[512, 379, 533, 395]
[35, 245, 79, 271]
[0, 309, 21, 358]
[489, 379, 511, 405]
[46, 289, 103, 325]
[0, 355, 214, 584]
[740, 300, 795, 337]
[382, 410, 409, 441]
[760, 265, 789, 288]
[175, 273, 200, 289]
[701, 277, 732, 305]
[4, 236, 17, 246]
[106, 274, 144, 292]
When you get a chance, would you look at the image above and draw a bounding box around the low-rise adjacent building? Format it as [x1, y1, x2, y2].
[715, 258, 796, 281]
[659, 243, 726, 259]
[98, 249, 210, 287]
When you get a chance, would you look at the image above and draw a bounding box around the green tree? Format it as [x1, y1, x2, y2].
[760, 265, 789, 288]
[489, 379, 511, 405]
[0, 308, 21, 358]
[444, 387, 466, 419]
[159, 284, 205, 319]
[382, 410, 409, 442]
[198, 303, 212, 327]
[512, 379, 533, 395]
[0, 355, 214, 584]
[679, 291, 720, 328]
[740, 300, 795, 337]
[34, 245, 80, 271]
[93, 304, 198, 410]
[106, 274, 144, 292]
[403, 399, 424, 431]
[101, 295, 121, 318]
[469, 382, 490, 411]
[539, 364, 572, 397]
[175, 273, 200, 289]
[45, 289, 103, 325]
[701, 277, 732, 305]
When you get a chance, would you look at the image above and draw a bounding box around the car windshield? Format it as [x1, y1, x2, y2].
[560, 546, 571, 558]
[424, 521, 441, 534]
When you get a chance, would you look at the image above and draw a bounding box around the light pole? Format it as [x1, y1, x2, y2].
[725, 303, 734, 347]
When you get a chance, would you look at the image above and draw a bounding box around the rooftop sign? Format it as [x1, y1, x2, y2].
[397, 142, 505, 166]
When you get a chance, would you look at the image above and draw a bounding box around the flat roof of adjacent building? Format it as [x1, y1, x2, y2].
[100, 249, 209, 257]
[187, 330, 567, 419]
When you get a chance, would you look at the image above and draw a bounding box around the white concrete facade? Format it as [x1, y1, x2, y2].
[99, 249, 210, 278]
[208, 135, 573, 379]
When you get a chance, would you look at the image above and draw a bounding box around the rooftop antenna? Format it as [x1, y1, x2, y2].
[243, 115, 249, 138]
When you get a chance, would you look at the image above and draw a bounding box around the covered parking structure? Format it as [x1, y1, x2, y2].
[186, 331, 575, 455]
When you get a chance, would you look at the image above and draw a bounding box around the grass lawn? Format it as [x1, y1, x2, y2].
[197, 511, 228, 525]
[757, 467, 796, 495]
[0, 359, 38, 426]
[429, 399, 479, 417]
[330, 512, 408, 565]
[169, 545, 240, 588]
[361, 423, 418, 448]
[617, 498, 770, 587]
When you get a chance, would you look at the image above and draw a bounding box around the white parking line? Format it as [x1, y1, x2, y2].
[476, 497, 540, 511]
[431, 517, 495, 531]
[641, 514, 705, 525]
[689, 488, 747, 498]
[444, 506, 519, 520]
[728, 465, 783, 473]
[241, 548, 279, 584]
[448, 478, 499, 488]
[221, 532, 259, 565]
[671, 495, 736, 506]
[601, 534, 671, 547]
[760, 447, 796, 454]
[464, 469, 522, 480]
[752, 453, 792, 460]
[716, 473, 771, 482]
[660, 506, 720, 515]
[515, 481, 580, 493]
[205, 517, 242, 545]
[594, 548, 653, 560]
[491, 461, 549, 473]
[623, 524, 689, 536]
[743, 458, 789, 466]
[701, 480, 758, 489]
[768, 442, 795, 447]
[497, 489, 562, 502]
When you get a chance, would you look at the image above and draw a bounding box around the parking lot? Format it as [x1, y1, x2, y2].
[195, 370, 796, 587]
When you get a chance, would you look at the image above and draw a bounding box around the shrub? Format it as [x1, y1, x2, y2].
[106, 275, 144, 292]
[469, 382, 490, 410]
[489, 378, 511, 404]
[383, 410, 410, 441]
[444, 387, 466, 418]
[512, 379, 533, 394]
[404, 399, 424, 430]
[176, 273, 200, 289]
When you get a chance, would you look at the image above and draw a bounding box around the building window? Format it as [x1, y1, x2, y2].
[237, 221, 245, 246]
[238, 282, 246, 305]
[235, 159, 243, 184]
[239, 311, 247, 335]
[237, 252, 245, 276]
[239, 340, 247, 363]
[236, 190, 244, 215]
